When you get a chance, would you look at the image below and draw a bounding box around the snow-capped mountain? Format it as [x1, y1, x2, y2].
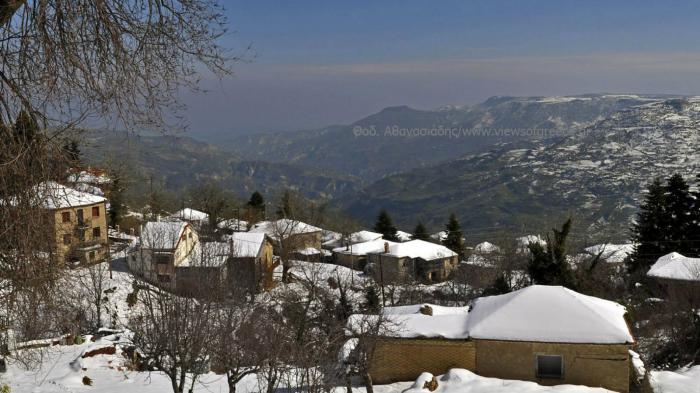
[346, 98, 700, 240]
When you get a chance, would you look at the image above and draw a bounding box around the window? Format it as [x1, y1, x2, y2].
[92, 206, 100, 217]
[154, 253, 172, 265]
[61, 211, 70, 223]
[92, 227, 101, 238]
[77, 209, 84, 225]
[63, 234, 72, 245]
[536, 355, 563, 379]
[89, 251, 96, 261]
[157, 274, 170, 283]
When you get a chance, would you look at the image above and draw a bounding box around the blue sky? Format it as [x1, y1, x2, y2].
[183, 1, 700, 137]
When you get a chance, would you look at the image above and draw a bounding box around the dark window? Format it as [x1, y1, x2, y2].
[89, 251, 96, 261]
[61, 211, 70, 223]
[77, 209, 84, 226]
[92, 206, 100, 217]
[63, 234, 71, 245]
[536, 355, 563, 379]
[92, 227, 101, 238]
[157, 274, 170, 283]
[154, 253, 172, 265]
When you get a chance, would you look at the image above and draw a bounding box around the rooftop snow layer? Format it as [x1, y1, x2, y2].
[584, 243, 634, 263]
[141, 221, 188, 249]
[382, 239, 456, 260]
[333, 239, 397, 256]
[465, 285, 633, 344]
[227, 232, 266, 258]
[647, 252, 700, 281]
[249, 219, 322, 239]
[169, 208, 209, 222]
[29, 181, 107, 209]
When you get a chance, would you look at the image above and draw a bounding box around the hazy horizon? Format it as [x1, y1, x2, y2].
[178, 1, 700, 138]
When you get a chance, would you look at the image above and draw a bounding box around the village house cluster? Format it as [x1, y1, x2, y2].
[28, 176, 700, 392]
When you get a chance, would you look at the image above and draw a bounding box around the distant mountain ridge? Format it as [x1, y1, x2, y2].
[219, 94, 668, 182]
[344, 97, 700, 240]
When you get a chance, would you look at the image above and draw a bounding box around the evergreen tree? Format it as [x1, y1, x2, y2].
[373, 209, 398, 241]
[64, 140, 81, 166]
[629, 178, 669, 273]
[246, 191, 265, 222]
[107, 173, 125, 226]
[482, 274, 511, 296]
[363, 285, 381, 313]
[443, 214, 464, 257]
[527, 218, 576, 288]
[412, 222, 430, 241]
[665, 174, 694, 255]
[276, 189, 293, 219]
[692, 174, 700, 257]
[13, 110, 37, 143]
[247, 191, 264, 210]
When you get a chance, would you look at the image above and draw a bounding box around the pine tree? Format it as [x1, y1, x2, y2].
[629, 178, 669, 273]
[108, 174, 125, 226]
[692, 174, 700, 257]
[412, 222, 430, 241]
[443, 214, 464, 257]
[64, 140, 81, 166]
[373, 209, 398, 241]
[527, 218, 576, 288]
[13, 110, 37, 143]
[276, 189, 293, 219]
[247, 191, 264, 210]
[363, 285, 381, 313]
[665, 174, 694, 255]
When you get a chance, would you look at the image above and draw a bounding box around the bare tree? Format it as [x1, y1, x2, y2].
[0, 0, 234, 131]
[129, 283, 219, 393]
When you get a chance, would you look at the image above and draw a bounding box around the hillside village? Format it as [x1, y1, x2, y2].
[3, 2, 700, 393]
[2, 161, 700, 393]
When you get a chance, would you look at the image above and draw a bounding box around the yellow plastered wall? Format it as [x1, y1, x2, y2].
[52, 202, 108, 262]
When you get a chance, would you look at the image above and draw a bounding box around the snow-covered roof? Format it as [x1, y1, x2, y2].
[180, 242, 229, 267]
[249, 219, 322, 239]
[516, 234, 546, 247]
[465, 285, 633, 344]
[169, 208, 209, 222]
[473, 241, 501, 253]
[323, 230, 383, 248]
[584, 243, 634, 263]
[141, 221, 188, 249]
[28, 181, 107, 209]
[647, 252, 700, 282]
[430, 231, 447, 242]
[333, 239, 397, 256]
[217, 218, 248, 231]
[228, 232, 266, 258]
[347, 304, 470, 339]
[67, 170, 111, 185]
[380, 239, 457, 260]
[396, 230, 412, 242]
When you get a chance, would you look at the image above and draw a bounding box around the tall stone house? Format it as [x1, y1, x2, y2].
[38, 181, 109, 265]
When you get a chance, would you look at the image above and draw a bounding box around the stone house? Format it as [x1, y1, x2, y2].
[249, 219, 322, 256]
[366, 240, 458, 283]
[647, 252, 700, 307]
[225, 232, 275, 292]
[129, 221, 199, 288]
[36, 181, 109, 265]
[347, 285, 635, 393]
[333, 238, 396, 271]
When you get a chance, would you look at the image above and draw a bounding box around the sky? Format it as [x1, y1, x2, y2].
[182, 0, 700, 137]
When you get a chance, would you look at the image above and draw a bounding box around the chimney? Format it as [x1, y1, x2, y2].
[384, 242, 389, 253]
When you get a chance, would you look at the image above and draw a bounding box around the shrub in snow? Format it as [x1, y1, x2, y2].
[423, 375, 439, 391]
[82, 376, 92, 386]
[419, 305, 433, 316]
